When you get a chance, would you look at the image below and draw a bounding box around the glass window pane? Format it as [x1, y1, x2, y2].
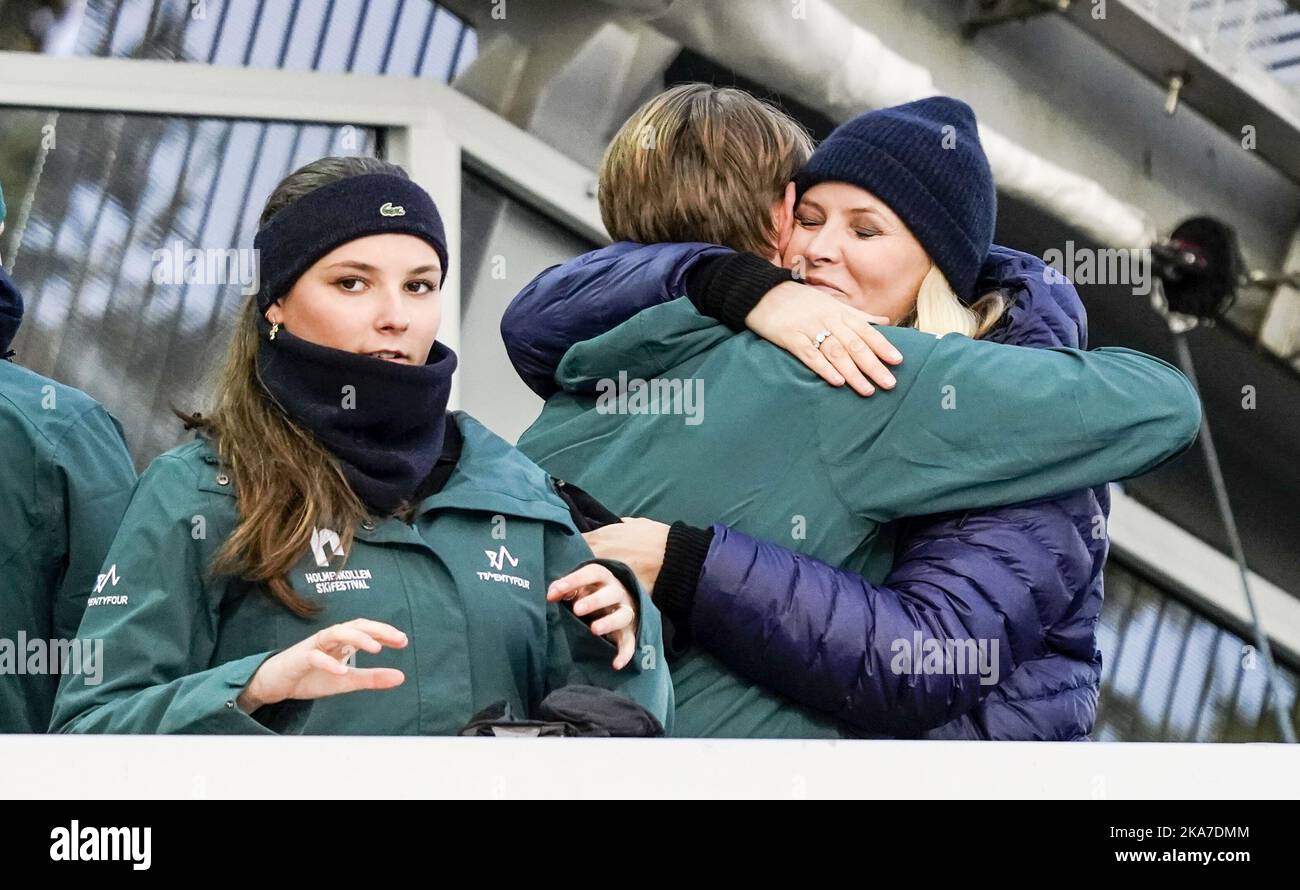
[1097, 558, 1300, 742]
[3, 106, 378, 466]
[458, 168, 599, 444]
[0, 0, 476, 81]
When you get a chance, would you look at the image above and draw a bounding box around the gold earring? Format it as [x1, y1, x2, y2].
[269, 321, 280, 341]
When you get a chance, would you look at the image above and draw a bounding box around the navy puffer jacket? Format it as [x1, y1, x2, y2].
[690, 247, 1107, 740]
[503, 243, 1108, 740]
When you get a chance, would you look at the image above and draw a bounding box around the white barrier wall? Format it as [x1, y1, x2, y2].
[3, 735, 1297, 798]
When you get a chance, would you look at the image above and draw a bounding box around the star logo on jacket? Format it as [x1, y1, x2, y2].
[379, 202, 405, 217]
[478, 546, 529, 589]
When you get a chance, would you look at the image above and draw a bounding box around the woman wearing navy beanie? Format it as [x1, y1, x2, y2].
[52, 157, 671, 736]
[655, 96, 1122, 738]
[786, 95, 1003, 335]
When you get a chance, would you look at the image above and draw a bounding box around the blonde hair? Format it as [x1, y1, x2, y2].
[903, 265, 1007, 339]
[599, 83, 814, 257]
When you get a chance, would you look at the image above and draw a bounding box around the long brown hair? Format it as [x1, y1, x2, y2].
[184, 156, 406, 617]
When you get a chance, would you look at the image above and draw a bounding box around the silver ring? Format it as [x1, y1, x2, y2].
[814, 330, 833, 350]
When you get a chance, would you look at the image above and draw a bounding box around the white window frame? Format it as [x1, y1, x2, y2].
[0, 49, 609, 405]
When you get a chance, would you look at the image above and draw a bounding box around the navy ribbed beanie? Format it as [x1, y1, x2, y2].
[793, 96, 996, 301]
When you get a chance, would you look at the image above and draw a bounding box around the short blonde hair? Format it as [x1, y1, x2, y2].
[598, 83, 814, 257]
[906, 265, 1007, 339]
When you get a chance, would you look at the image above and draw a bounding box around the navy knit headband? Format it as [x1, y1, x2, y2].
[253, 173, 448, 312]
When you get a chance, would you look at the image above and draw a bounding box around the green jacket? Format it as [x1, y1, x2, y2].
[50, 412, 672, 735]
[0, 360, 136, 733]
[517, 298, 1201, 738]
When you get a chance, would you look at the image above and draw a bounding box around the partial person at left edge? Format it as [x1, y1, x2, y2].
[0, 181, 138, 733]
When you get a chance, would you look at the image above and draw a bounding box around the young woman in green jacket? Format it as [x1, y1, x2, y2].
[50, 157, 671, 735]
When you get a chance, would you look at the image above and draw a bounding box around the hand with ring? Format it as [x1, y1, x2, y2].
[743, 280, 903, 396]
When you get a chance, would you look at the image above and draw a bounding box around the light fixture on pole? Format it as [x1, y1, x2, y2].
[1150, 216, 1296, 743]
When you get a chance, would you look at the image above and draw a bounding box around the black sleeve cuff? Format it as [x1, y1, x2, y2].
[565, 557, 642, 630]
[654, 521, 714, 629]
[251, 697, 315, 734]
[684, 252, 793, 331]
[551, 476, 621, 532]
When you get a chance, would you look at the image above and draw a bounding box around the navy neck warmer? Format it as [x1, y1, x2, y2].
[255, 313, 458, 515]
